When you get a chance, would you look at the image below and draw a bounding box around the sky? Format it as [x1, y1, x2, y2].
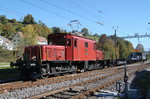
[0, 0, 150, 51]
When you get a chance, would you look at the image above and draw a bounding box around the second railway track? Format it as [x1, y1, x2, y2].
[31, 63, 149, 99]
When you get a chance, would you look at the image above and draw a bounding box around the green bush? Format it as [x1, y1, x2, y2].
[0, 47, 16, 62]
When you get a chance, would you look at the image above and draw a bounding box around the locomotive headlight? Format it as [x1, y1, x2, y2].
[30, 63, 36, 67]
[26, 63, 36, 69]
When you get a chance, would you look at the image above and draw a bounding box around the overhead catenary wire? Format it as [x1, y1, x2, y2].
[21, 0, 71, 21]
[22, 0, 120, 34]
[81, 0, 129, 36]
[66, 0, 104, 22]
[0, 6, 24, 17]
[64, 0, 123, 34]
[40, 0, 104, 27]
[0, 8, 20, 16]
[0, 5, 25, 16]
[1, 0, 127, 36]
[0, 4, 62, 31]
[22, 0, 108, 33]
[59, 0, 120, 33]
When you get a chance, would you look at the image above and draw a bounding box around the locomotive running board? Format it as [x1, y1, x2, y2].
[46, 70, 76, 76]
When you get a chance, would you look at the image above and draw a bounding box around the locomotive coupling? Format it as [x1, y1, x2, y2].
[10, 61, 23, 68]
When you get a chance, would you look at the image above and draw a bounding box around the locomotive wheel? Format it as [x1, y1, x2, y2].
[41, 68, 49, 78]
[31, 72, 41, 80]
[72, 70, 76, 74]
[80, 69, 85, 72]
[41, 75, 49, 79]
[69, 70, 76, 74]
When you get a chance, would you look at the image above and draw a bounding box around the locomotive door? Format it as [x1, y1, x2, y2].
[66, 36, 73, 60]
[73, 39, 78, 60]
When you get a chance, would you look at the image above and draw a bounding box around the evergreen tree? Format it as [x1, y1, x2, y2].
[81, 28, 89, 36]
[52, 27, 61, 33]
[0, 15, 8, 24]
[23, 14, 36, 24]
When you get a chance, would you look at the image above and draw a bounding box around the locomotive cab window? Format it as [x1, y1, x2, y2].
[85, 42, 88, 48]
[67, 39, 71, 46]
[48, 36, 66, 45]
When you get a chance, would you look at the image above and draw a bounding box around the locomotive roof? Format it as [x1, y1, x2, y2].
[48, 33, 96, 42]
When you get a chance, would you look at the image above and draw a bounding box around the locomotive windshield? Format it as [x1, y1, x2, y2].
[48, 35, 66, 45]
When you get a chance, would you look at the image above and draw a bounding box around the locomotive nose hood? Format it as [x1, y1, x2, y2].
[24, 45, 65, 61]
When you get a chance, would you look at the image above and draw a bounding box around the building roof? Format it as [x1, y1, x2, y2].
[0, 36, 14, 46]
[17, 32, 24, 38]
[36, 36, 47, 43]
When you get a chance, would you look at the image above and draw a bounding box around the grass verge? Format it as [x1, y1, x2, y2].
[0, 62, 10, 65]
[136, 71, 150, 96]
[0, 67, 20, 80]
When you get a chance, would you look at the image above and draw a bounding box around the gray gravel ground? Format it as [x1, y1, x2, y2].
[0, 72, 112, 99]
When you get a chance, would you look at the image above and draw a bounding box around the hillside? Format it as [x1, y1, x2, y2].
[0, 14, 134, 61]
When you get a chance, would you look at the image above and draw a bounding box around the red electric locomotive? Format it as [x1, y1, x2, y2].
[11, 33, 105, 79]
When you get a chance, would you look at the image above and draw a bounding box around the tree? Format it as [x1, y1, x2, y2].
[0, 46, 16, 62]
[0, 15, 8, 24]
[21, 24, 37, 45]
[97, 34, 116, 59]
[52, 27, 61, 33]
[81, 28, 89, 36]
[38, 20, 45, 26]
[2, 23, 16, 39]
[97, 34, 134, 59]
[0, 23, 2, 35]
[87, 35, 99, 42]
[125, 41, 134, 56]
[15, 23, 23, 32]
[93, 33, 99, 37]
[99, 34, 107, 45]
[103, 39, 115, 59]
[118, 41, 127, 59]
[23, 14, 36, 24]
[97, 34, 108, 50]
[9, 19, 17, 23]
[33, 24, 52, 37]
[136, 44, 144, 52]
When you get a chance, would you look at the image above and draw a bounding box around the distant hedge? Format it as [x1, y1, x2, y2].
[0, 47, 16, 62]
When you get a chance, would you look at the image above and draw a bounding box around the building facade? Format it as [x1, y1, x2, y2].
[12, 32, 24, 50]
[0, 36, 14, 50]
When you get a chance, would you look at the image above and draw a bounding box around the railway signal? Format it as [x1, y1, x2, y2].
[116, 81, 122, 94]
[124, 63, 128, 98]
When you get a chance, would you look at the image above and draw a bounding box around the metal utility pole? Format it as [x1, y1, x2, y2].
[113, 26, 118, 60]
[124, 63, 128, 98]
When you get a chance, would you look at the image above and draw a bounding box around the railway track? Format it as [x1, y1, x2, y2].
[0, 62, 149, 98]
[0, 62, 140, 93]
[0, 67, 117, 93]
[31, 63, 149, 99]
